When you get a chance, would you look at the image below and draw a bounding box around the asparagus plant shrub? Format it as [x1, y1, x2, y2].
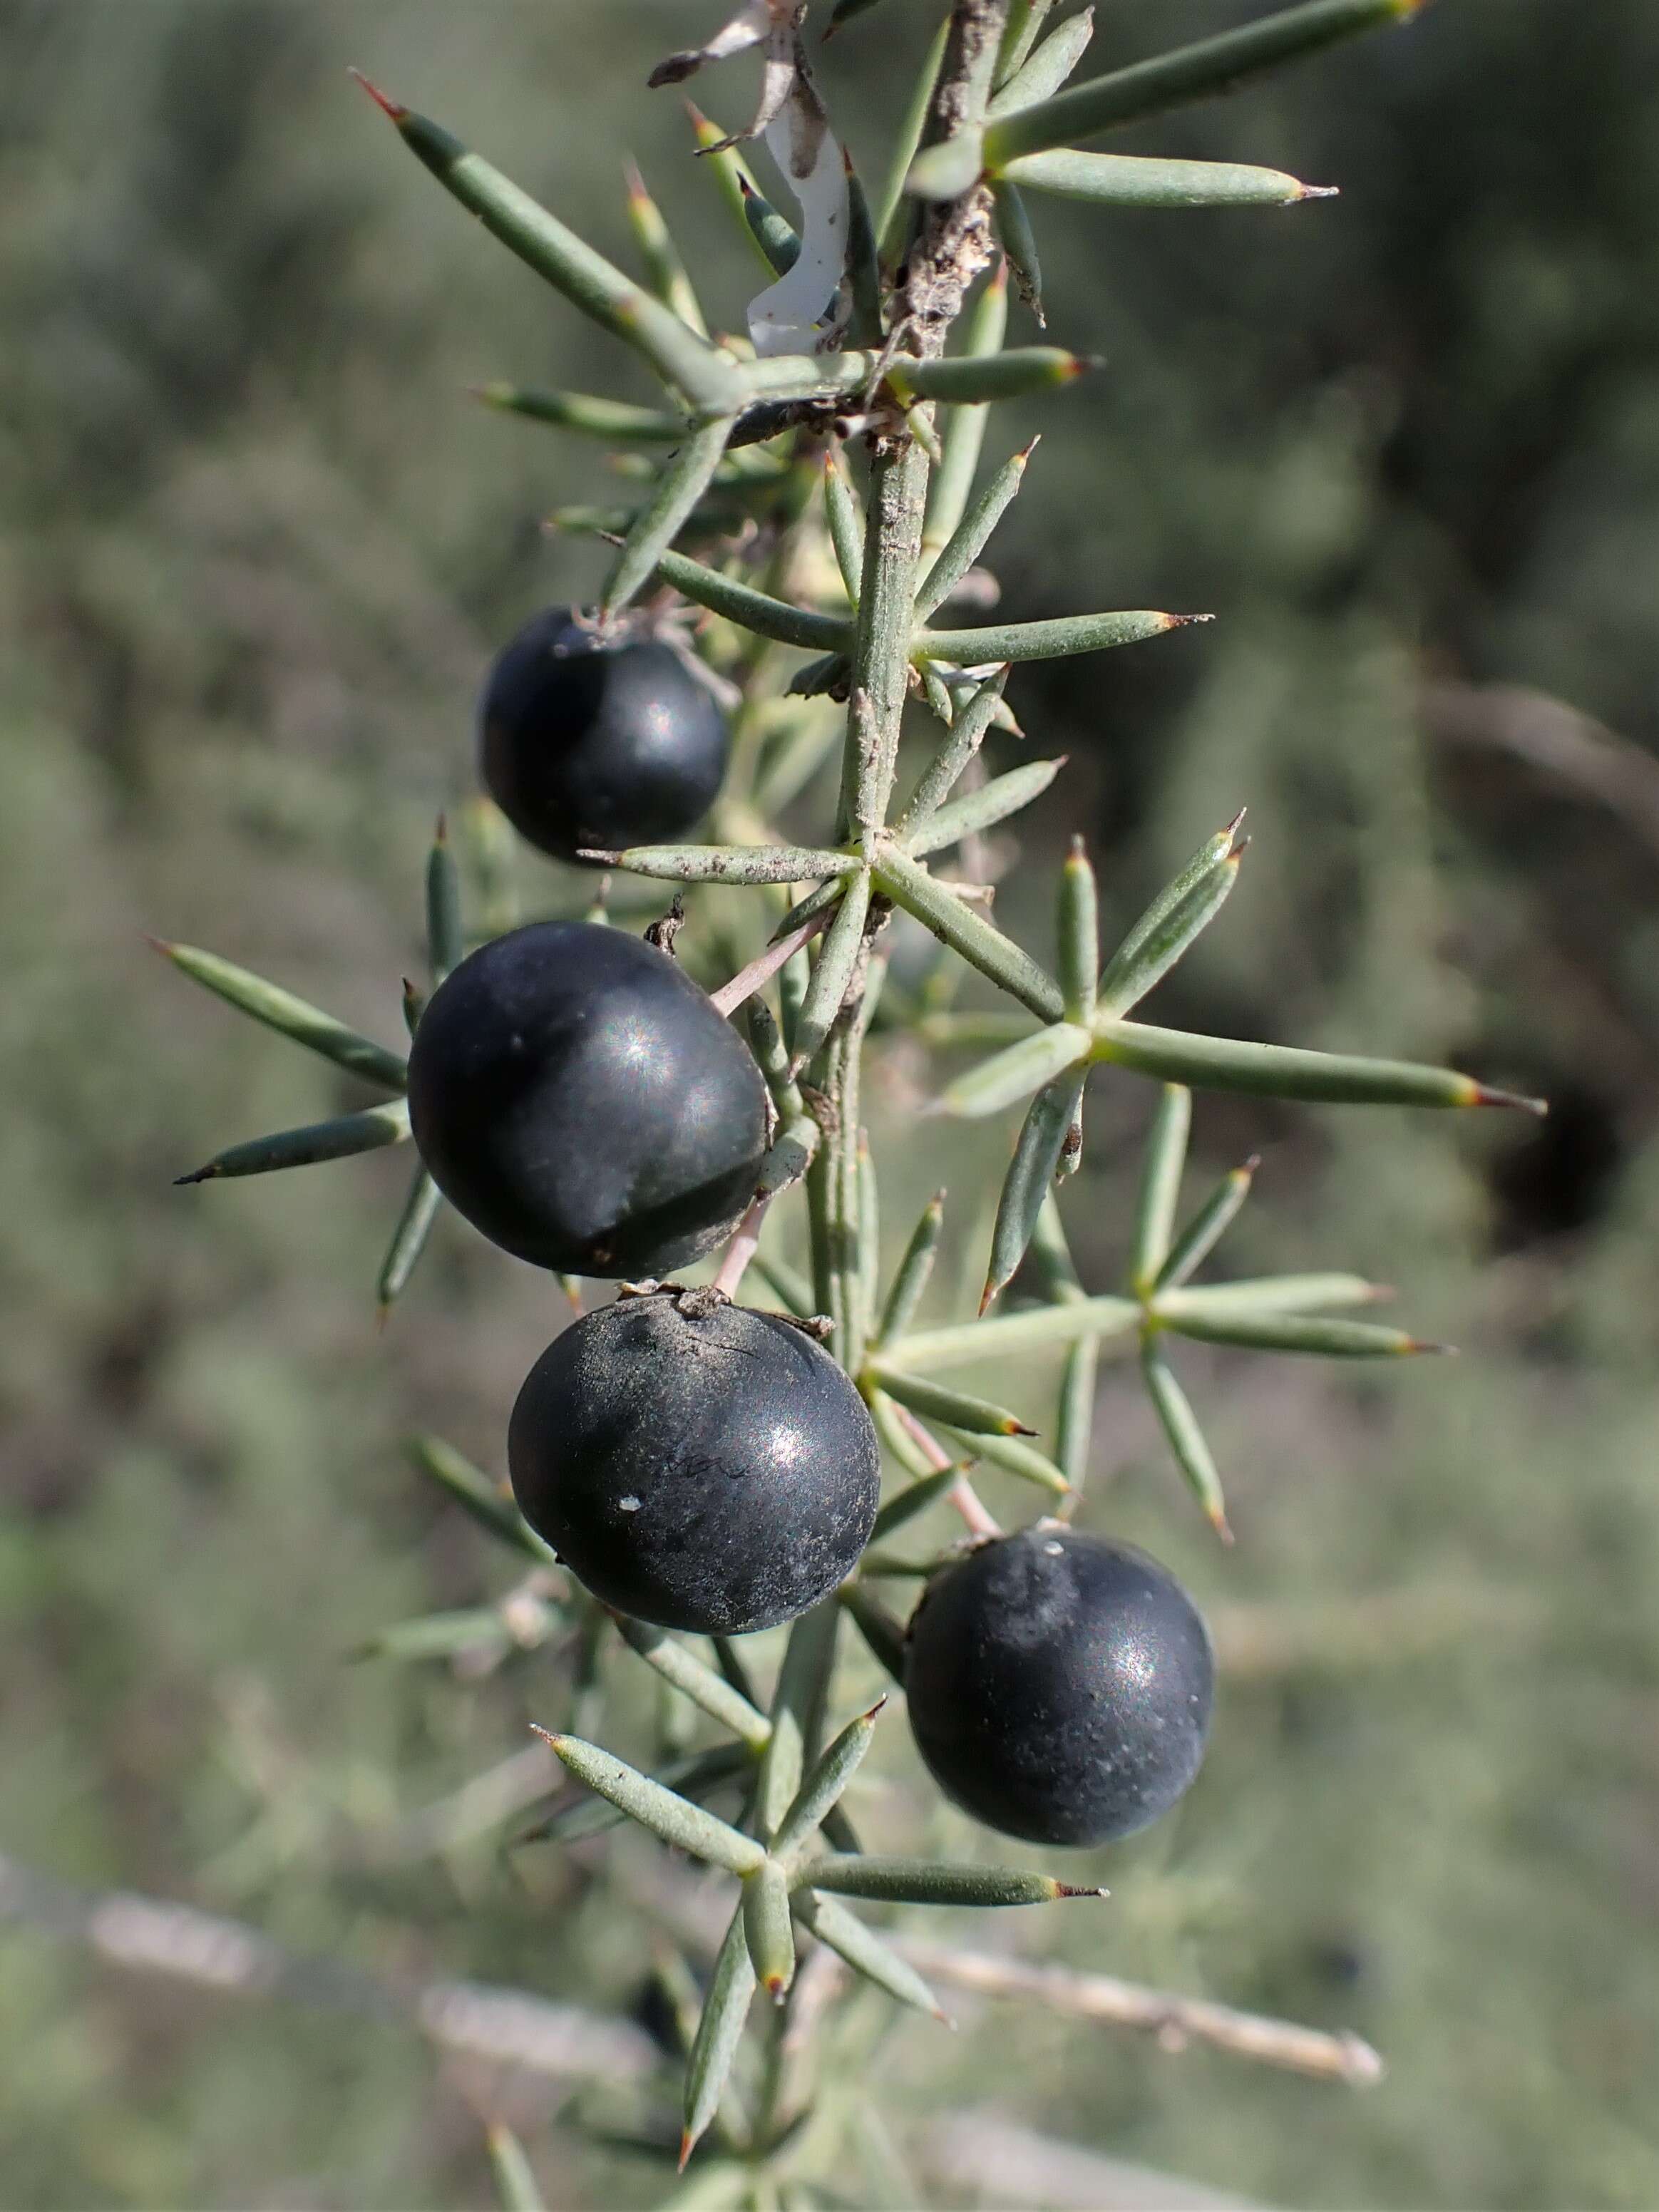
[157, 0, 1544, 2198]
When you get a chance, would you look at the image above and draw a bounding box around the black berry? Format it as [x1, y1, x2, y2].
[406, 922, 767, 1278]
[480, 607, 728, 865]
[509, 1290, 881, 1636]
[904, 1526, 1213, 1847]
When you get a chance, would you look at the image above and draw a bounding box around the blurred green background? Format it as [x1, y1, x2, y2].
[3, 1, 1658, 2206]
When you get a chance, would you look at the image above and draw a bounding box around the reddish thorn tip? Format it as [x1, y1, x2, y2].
[1471, 1084, 1548, 1116]
[173, 1170, 210, 1187]
[677, 2132, 695, 2174]
[143, 933, 173, 955]
[1056, 1883, 1108, 1900]
[863, 1695, 889, 1722]
[1297, 183, 1342, 200]
[1409, 1339, 1459, 1357]
[528, 1724, 562, 1749]
[347, 68, 409, 123]
[1213, 1513, 1237, 1547]
[1007, 1419, 1037, 1438]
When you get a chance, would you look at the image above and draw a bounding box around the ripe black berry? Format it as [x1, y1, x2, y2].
[480, 607, 728, 865]
[509, 1290, 881, 1635]
[904, 1527, 1213, 1847]
[406, 922, 767, 1278]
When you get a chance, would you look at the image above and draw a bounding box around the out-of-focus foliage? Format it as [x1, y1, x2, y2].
[1, 3, 1656, 2206]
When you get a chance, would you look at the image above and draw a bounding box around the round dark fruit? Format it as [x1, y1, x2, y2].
[406, 922, 768, 1278]
[480, 607, 728, 865]
[509, 1290, 882, 1635]
[904, 1526, 1213, 1847]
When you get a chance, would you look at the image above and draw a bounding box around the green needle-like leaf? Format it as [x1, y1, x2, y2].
[1057, 1337, 1098, 1496]
[898, 668, 1011, 833]
[858, 1132, 881, 1333]
[950, 1426, 1071, 1496]
[874, 846, 1064, 1023]
[982, 0, 1429, 168]
[923, 264, 1009, 559]
[789, 871, 874, 1074]
[982, 1066, 1089, 1310]
[774, 1702, 883, 1861]
[514, 1742, 749, 1850]
[755, 1600, 841, 1841]
[1130, 1084, 1192, 1293]
[376, 1161, 444, 1315]
[915, 438, 1036, 622]
[838, 1582, 908, 1684]
[1003, 148, 1335, 206]
[686, 102, 796, 277]
[741, 177, 803, 277]
[798, 1856, 1100, 1908]
[610, 1616, 773, 1751]
[1155, 1272, 1380, 1319]
[1057, 838, 1099, 1023]
[603, 414, 738, 619]
[904, 756, 1066, 858]
[1141, 1339, 1232, 1541]
[987, 7, 1096, 118]
[877, 1190, 946, 1347]
[534, 1732, 766, 1875]
[150, 941, 408, 1093]
[870, 1465, 963, 1543]
[916, 608, 1201, 665]
[623, 158, 707, 334]
[1098, 817, 1238, 997]
[1158, 1310, 1449, 1357]
[846, 160, 885, 348]
[175, 1100, 411, 1185]
[426, 821, 464, 984]
[682, 1903, 756, 2171]
[487, 2124, 547, 2212]
[1097, 816, 1244, 1017]
[746, 996, 806, 1121]
[992, 179, 1044, 317]
[597, 842, 856, 887]
[996, 0, 1058, 88]
[888, 1293, 1140, 1369]
[1092, 1019, 1544, 1112]
[796, 1891, 947, 2021]
[889, 348, 1089, 405]
[875, 16, 950, 257]
[742, 1859, 797, 2000]
[823, 451, 866, 605]
[866, 1364, 1034, 1439]
[646, 547, 851, 652]
[1156, 1158, 1257, 1290]
[404, 1434, 549, 1561]
[353, 1606, 514, 1666]
[356, 81, 743, 413]
[472, 381, 687, 442]
[935, 1022, 1089, 1119]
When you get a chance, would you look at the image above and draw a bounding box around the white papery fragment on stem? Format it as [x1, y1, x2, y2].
[747, 52, 851, 358]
